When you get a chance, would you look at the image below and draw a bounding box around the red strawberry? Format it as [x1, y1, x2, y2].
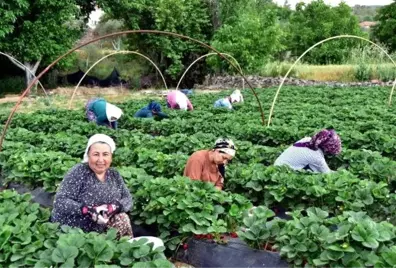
[230, 232, 238, 238]
[183, 244, 188, 250]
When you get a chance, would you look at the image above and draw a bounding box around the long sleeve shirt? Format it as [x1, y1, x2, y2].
[86, 99, 117, 129]
[183, 150, 224, 189]
[274, 137, 331, 173]
[214, 98, 233, 109]
[134, 107, 154, 118]
[51, 163, 133, 232]
[167, 90, 193, 111]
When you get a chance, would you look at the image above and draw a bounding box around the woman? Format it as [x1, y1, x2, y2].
[85, 98, 123, 129]
[166, 90, 193, 111]
[184, 138, 236, 190]
[230, 89, 244, 103]
[51, 134, 133, 238]
[214, 96, 233, 110]
[274, 129, 342, 173]
[134, 101, 169, 120]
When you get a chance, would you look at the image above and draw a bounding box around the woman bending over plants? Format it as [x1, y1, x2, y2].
[214, 90, 244, 110]
[85, 98, 123, 129]
[274, 129, 342, 173]
[184, 138, 236, 190]
[51, 134, 133, 239]
[134, 101, 169, 120]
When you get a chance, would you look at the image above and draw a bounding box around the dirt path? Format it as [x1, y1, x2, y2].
[0, 96, 20, 104]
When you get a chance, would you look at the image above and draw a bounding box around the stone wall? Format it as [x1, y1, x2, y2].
[195, 75, 396, 89]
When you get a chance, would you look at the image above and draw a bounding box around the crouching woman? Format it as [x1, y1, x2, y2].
[51, 134, 133, 239]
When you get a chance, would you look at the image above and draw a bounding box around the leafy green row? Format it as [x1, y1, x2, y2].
[226, 164, 396, 223]
[0, 190, 173, 268]
[237, 206, 396, 268]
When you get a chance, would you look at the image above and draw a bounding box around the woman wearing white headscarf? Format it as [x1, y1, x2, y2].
[51, 134, 133, 238]
[230, 89, 244, 103]
[85, 98, 123, 129]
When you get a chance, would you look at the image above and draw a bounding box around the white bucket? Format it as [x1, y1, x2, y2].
[128, 236, 164, 250]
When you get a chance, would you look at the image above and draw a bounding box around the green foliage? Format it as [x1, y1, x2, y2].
[275, 209, 396, 267]
[237, 206, 283, 250]
[0, 0, 87, 65]
[0, 190, 172, 268]
[0, 0, 29, 38]
[208, 1, 285, 73]
[2, 86, 396, 266]
[131, 176, 251, 249]
[97, 0, 213, 79]
[376, 65, 396, 82]
[237, 206, 396, 267]
[0, 76, 25, 96]
[287, 0, 367, 64]
[354, 63, 372, 81]
[372, 2, 396, 52]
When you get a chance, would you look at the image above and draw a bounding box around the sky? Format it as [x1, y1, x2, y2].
[273, 0, 394, 8]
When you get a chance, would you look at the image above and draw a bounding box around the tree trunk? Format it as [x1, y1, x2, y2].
[24, 60, 41, 95]
[112, 38, 122, 51]
[209, 0, 221, 30]
[7, 56, 41, 95]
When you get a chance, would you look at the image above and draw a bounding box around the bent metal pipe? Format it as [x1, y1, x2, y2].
[0, 30, 265, 151]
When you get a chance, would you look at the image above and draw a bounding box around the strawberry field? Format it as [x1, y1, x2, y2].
[1, 85, 396, 267]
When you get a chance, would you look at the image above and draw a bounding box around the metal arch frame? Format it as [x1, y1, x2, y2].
[0, 52, 49, 100]
[175, 52, 245, 91]
[267, 34, 396, 127]
[68, 50, 168, 109]
[0, 30, 266, 151]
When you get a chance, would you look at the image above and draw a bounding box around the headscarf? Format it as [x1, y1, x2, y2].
[83, 134, 116, 163]
[105, 103, 123, 122]
[230, 89, 242, 103]
[214, 138, 236, 157]
[294, 129, 341, 155]
[147, 101, 162, 112]
[147, 101, 168, 119]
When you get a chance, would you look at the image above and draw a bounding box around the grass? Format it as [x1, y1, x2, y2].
[0, 86, 221, 115]
[260, 62, 395, 82]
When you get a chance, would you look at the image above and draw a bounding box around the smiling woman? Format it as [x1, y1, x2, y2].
[51, 134, 134, 239]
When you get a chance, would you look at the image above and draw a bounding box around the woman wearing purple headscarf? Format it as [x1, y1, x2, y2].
[274, 129, 341, 173]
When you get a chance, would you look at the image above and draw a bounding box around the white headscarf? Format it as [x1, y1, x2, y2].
[105, 103, 123, 122]
[82, 134, 116, 163]
[230, 89, 243, 103]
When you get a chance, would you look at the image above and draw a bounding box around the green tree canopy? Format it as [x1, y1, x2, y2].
[208, 0, 286, 73]
[97, 0, 213, 80]
[287, 0, 366, 64]
[372, 1, 396, 52]
[0, 0, 95, 84]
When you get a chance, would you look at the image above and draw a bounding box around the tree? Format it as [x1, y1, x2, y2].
[372, 1, 396, 52]
[287, 0, 366, 64]
[0, 0, 94, 87]
[97, 0, 213, 80]
[208, 0, 286, 73]
[94, 17, 125, 51]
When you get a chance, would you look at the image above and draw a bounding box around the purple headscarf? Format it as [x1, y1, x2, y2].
[294, 129, 342, 155]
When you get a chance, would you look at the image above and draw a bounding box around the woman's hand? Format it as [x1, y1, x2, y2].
[81, 205, 109, 225]
[102, 201, 122, 218]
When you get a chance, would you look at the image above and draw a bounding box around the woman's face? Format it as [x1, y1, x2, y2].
[88, 143, 112, 175]
[213, 149, 233, 165]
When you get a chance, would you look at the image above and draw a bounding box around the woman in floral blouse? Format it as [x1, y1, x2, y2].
[51, 134, 133, 238]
